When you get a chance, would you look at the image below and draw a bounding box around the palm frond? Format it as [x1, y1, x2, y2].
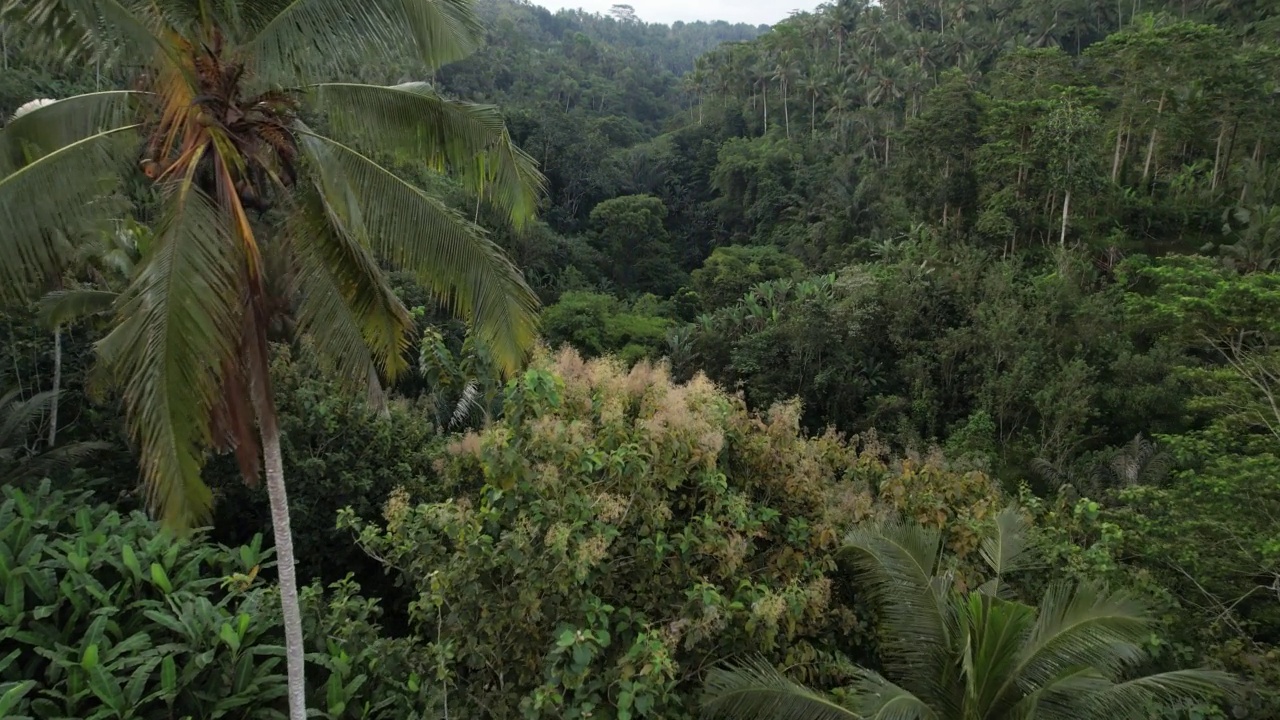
[298, 131, 538, 374]
[284, 183, 412, 398]
[0, 389, 53, 448]
[956, 593, 1035, 717]
[1082, 669, 1238, 717]
[1005, 666, 1113, 720]
[976, 504, 1033, 598]
[839, 520, 955, 700]
[1009, 582, 1150, 693]
[702, 658, 861, 720]
[450, 380, 481, 428]
[94, 181, 244, 528]
[846, 667, 938, 720]
[3, 0, 176, 68]
[0, 389, 110, 482]
[4, 440, 114, 482]
[37, 289, 120, 328]
[1, 90, 142, 170]
[241, 0, 482, 84]
[309, 82, 544, 227]
[0, 124, 138, 303]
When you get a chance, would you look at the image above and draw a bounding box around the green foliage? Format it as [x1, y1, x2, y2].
[541, 291, 672, 364]
[200, 345, 446, 597]
[0, 481, 420, 719]
[589, 194, 685, 296]
[690, 245, 805, 311]
[0, 387, 109, 483]
[340, 349, 894, 718]
[705, 515, 1236, 720]
[5, 1, 1280, 718]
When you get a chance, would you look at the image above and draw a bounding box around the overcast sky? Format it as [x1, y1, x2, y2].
[535, 0, 820, 26]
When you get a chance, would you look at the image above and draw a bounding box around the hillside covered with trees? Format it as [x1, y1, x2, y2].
[2, 0, 1279, 718]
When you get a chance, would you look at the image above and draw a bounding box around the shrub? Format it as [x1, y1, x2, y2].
[200, 344, 447, 602]
[0, 481, 421, 719]
[342, 349, 1010, 719]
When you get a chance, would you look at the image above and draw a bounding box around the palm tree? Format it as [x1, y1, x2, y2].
[703, 509, 1235, 720]
[0, 2, 544, 718]
[0, 387, 111, 483]
[772, 52, 801, 138]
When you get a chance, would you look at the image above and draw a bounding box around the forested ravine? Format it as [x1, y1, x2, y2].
[2, 0, 1279, 717]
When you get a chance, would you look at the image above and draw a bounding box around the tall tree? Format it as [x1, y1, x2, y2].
[0, 1, 543, 718]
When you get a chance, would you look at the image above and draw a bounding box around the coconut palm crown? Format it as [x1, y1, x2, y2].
[0, 0, 545, 527]
[703, 507, 1237, 720]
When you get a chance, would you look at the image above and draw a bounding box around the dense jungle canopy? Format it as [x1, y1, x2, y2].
[1, 0, 1279, 717]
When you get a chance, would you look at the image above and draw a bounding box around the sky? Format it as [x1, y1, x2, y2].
[535, 0, 821, 26]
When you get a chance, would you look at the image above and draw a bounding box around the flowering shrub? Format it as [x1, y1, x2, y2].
[341, 349, 1008, 718]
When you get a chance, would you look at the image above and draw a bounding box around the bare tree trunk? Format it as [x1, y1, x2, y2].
[48, 328, 61, 446]
[1017, 128, 1029, 194]
[811, 93, 816, 136]
[1211, 121, 1227, 191]
[1111, 118, 1126, 183]
[261, 416, 307, 720]
[1225, 120, 1240, 177]
[1060, 188, 1071, 247]
[1142, 91, 1165, 183]
[943, 158, 950, 226]
[762, 82, 768, 133]
[782, 79, 790, 138]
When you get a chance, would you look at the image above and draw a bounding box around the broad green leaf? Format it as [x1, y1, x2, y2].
[87, 664, 127, 715]
[0, 680, 36, 718]
[121, 545, 141, 581]
[82, 642, 100, 670]
[149, 564, 172, 594]
[160, 655, 177, 698]
[219, 622, 241, 652]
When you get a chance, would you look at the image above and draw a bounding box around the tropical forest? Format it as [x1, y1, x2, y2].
[1, 0, 1278, 717]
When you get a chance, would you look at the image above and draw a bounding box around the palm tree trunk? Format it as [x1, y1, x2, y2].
[261, 414, 307, 720]
[1211, 121, 1227, 191]
[1060, 188, 1071, 247]
[762, 83, 769, 133]
[242, 314, 307, 720]
[782, 79, 790, 138]
[48, 327, 61, 446]
[1142, 91, 1165, 183]
[1111, 118, 1126, 183]
[1224, 120, 1240, 177]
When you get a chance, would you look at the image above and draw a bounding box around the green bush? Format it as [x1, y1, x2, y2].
[540, 291, 672, 365]
[339, 349, 1014, 719]
[0, 481, 423, 719]
[199, 344, 447, 600]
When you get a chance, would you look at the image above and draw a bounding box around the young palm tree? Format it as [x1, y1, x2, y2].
[703, 508, 1236, 720]
[0, 387, 111, 483]
[0, 1, 544, 717]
